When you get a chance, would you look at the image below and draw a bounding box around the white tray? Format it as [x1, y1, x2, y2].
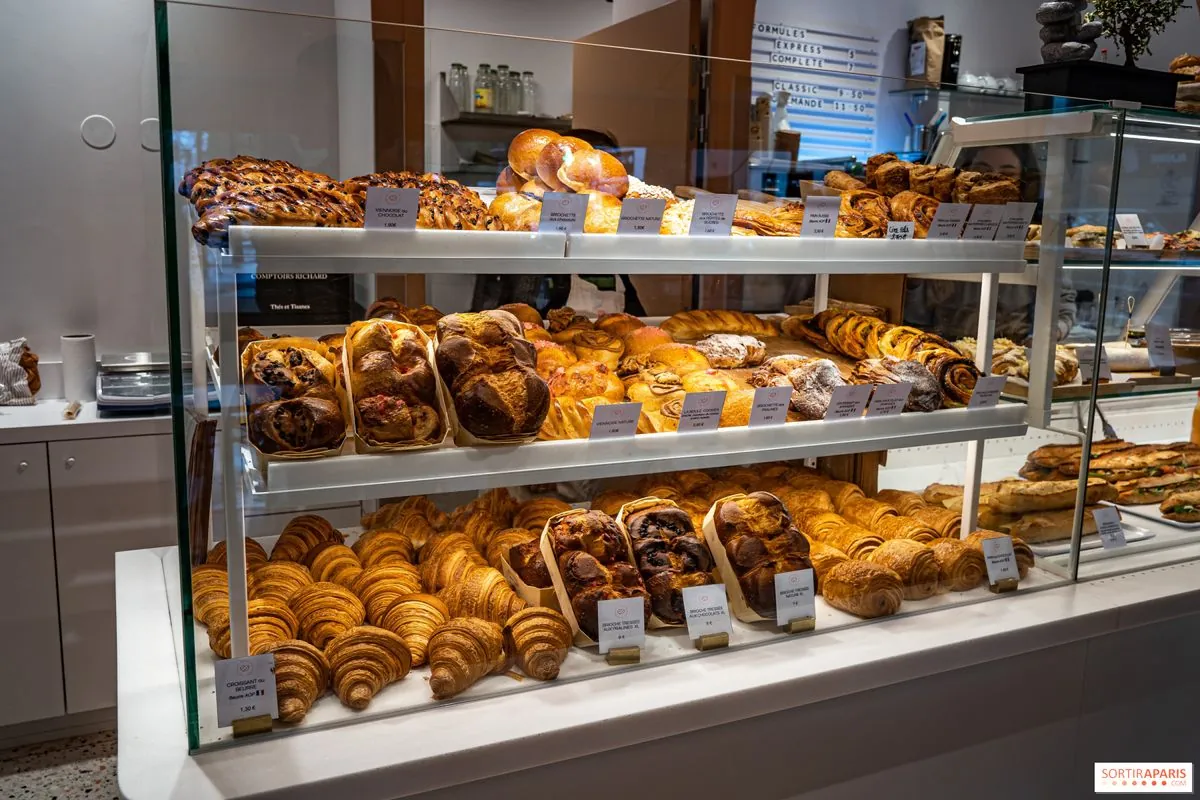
[1111, 502, 1200, 531]
[1028, 524, 1155, 557]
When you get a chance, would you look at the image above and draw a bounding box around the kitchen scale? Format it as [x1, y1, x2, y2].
[96, 352, 180, 414]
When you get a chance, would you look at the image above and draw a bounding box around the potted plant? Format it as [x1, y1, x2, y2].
[1018, 0, 1190, 110]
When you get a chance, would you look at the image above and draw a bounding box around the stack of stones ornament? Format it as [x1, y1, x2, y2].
[1038, 0, 1103, 63]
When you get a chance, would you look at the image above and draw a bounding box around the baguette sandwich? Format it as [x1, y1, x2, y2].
[1004, 506, 1104, 544]
[1113, 473, 1200, 506]
[986, 478, 1116, 513]
[1160, 491, 1200, 523]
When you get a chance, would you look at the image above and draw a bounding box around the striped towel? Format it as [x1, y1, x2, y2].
[0, 338, 36, 405]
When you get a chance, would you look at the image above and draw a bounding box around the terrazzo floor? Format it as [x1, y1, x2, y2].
[0, 731, 117, 799]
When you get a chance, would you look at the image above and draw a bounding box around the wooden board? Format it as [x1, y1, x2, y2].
[1002, 379, 1136, 400]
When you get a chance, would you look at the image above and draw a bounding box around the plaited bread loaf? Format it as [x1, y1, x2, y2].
[508, 538, 553, 588]
[622, 499, 717, 625]
[548, 511, 651, 639]
[712, 493, 813, 619]
[661, 310, 780, 340]
[485, 528, 536, 572]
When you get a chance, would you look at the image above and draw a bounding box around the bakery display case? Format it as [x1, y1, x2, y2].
[151, 1, 1188, 755]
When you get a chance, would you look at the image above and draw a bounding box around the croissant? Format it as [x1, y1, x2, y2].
[289, 581, 366, 648]
[361, 497, 447, 536]
[820, 525, 884, 560]
[455, 487, 521, 526]
[208, 598, 299, 658]
[420, 537, 488, 592]
[261, 639, 329, 723]
[872, 515, 940, 544]
[271, 514, 345, 563]
[459, 509, 507, 554]
[304, 542, 363, 589]
[905, 505, 963, 539]
[325, 626, 412, 710]
[485, 528, 536, 571]
[964, 531, 1034, 578]
[873, 489, 927, 516]
[889, 191, 939, 239]
[351, 529, 416, 567]
[866, 540, 939, 600]
[840, 497, 899, 530]
[377, 593, 449, 667]
[351, 563, 423, 625]
[191, 564, 230, 626]
[428, 617, 507, 700]
[514, 497, 574, 533]
[803, 538, 849, 594]
[439, 566, 528, 625]
[928, 539, 987, 592]
[828, 481, 867, 511]
[822, 560, 904, 619]
[250, 562, 313, 605]
[207, 538, 269, 569]
[503, 607, 572, 681]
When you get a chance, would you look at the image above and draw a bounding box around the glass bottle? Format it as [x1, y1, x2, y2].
[496, 65, 511, 114]
[448, 63, 468, 113]
[520, 71, 536, 116]
[506, 70, 523, 116]
[473, 64, 492, 112]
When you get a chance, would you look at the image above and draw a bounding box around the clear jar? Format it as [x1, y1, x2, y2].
[505, 70, 523, 116]
[448, 63, 468, 113]
[496, 65, 510, 114]
[473, 64, 493, 112]
[520, 71, 536, 116]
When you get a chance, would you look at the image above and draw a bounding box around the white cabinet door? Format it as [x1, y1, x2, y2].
[50, 434, 178, 713]
[0, 443, 65, 725]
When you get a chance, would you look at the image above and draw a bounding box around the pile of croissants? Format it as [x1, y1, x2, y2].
[194, 500, 574, 723]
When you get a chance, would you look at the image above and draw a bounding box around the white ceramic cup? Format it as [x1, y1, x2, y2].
[61, 334, 97, 403]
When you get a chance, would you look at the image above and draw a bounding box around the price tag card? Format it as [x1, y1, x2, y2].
[682, 584, 734, 640]
[927, 203, 972, 240]
[748, 386, 791, 427]
[589, 402, 643, 440]
[1147, 322, 1176, 369]
[597, 596, 646, 654]
[214, 653, 278, 728]
[962, 205, 1005, 241]
[886, 221, 915, 241]
[688, 194, 738, 236]
[365, 187, 419, 230]
[909, 41, 927, 77]
[774, 569, 816, 627]
[981, 536, 1020, 585]
[967, 375, 1008, 410]
[801, 195, 841, 238]
[1094, 506, 1127, 550]
[1077, 345, 1113, 383]
[678, 391, 726, 433]
[539, 192, 590, 234]
[994, 202, 1038, 243]
[1115, 213, 1149, 247]
[617, 197, 666, 235]
[824, 384, 872, 421]
[864, 382, 912, 418]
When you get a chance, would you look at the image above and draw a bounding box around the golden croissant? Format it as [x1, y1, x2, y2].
[352, 529, 416, 567]
[905, 505, 962, 539]
[325, 625, 412, 710]
[270, 514, 345, 562]
[350, 563, 423, 625]
[866, 539, 939, 600]
[208, 598, 299, 658]
[503, 607, 572, 681]
[929, 538, 986, 592]
[207, 538, 269, 569]
[428, 617, 507, 700]
[964, 530, 1034, 578]
[438, 566, 527, 626]
[361, 497, 446, 537]
[261, 639, 329, 723]
[191, 564, 230, 626]
[804, 537, 849, 594]
[250, 562, 313, 604]
[377, 592, 449, 667]
[419, 533, 487, 592]
[289, 581, 366, 648]
[513, 497, 573, 532]
[304, 542, 363, 588]
[873, 489, 927, 516]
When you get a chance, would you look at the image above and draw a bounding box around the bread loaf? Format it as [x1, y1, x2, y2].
[711, 492, 813, 619]
[621, 498, 717, 625]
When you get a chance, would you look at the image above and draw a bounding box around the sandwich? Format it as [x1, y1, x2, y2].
[1066, 225, 1121, 249]
[1160, 491, 1200, 523]
[1113, 473, 1200, 506]
[1005, 506, 1104, 545]
[1025, 439, 1132, 471]
[986, 478, 1116, 514]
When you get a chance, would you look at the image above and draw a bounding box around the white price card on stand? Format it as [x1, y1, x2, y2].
[678, 391, 726, 432]
[597, 597, 646, 654]
[774, 569, 816, 627]
[994, 202, 1038, 243]
[539, 192, 590, 234]
[1094, 506, 1127, 549]
[682, 584, 733, 640]
[1147, 322, 1176, 369]
[824, 384, 872, 421]
[748, 386, 791, 426]
[981, 536, 1020, 585]
[962, 205, 1005, 241]
[1115, 213, 1149, 247]
[214, 653, 278, 728]
[589, 402, 642, 440]
[886, 221, 915, 241]
[1077, 345, 1113, 383]
[688, 194, 737, 236]
[967, 375, 1008, 409]
[927, 203, 972, 240]
[365, 187, 419, 230]
[617, 198, 666, 235]
[865, 382, 912, 418]
[800, 195, 841, 238]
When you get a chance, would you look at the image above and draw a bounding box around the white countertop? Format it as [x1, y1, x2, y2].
[0, 400, 171, 445]
[115, 546, 1200, 800]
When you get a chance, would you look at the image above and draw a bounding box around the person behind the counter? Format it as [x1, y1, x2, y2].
[903, 143, 1076, 343]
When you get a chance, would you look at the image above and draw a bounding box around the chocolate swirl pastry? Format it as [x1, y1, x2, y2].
[835, 190, 891, 239]
[889, 191, 939, 239]
[851, 356, 943, 413]
[192, 181, 364, 247]
[343, 171, 501, 231]
[623, 501, 717, 625]
[245, 346, 337, 404]
[250, 396, 346, 453]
